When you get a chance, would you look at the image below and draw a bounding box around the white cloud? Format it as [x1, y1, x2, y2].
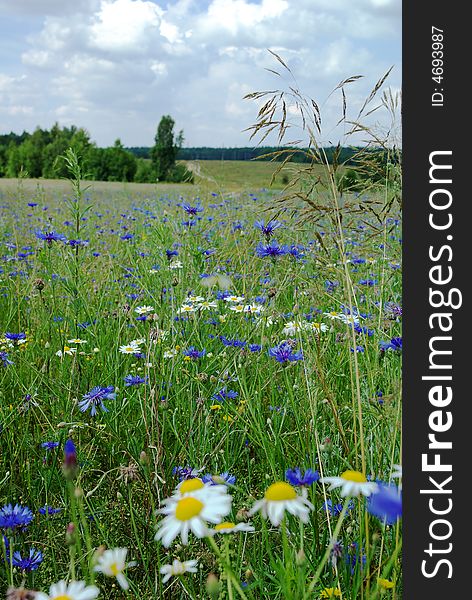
[1, 0, 401, 146]
[90, 0, 162, 52]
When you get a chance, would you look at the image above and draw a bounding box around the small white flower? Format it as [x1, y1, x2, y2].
[56, 346, 77, 358]
[169, 260, 183, 269]
[160, 559, 198, 583]
[224, 295, 244, 303]
[178, 304, 196, 314]
[320, 470, 378, 497]
[35, 580, 99, 600]
[197, 300, 218, 310]
[391, 464, 402, 479]
[94, 547, 136, 591]
[243, 304, 264, 314]
[249, 481, 314, 527]
[67, 338, 87, 345]
[229, 304, 244, 313]
[187, 295, 204, 303]
[119, 342, 140, 354]
[135, 305, 155, 315]
[155, 482, 232, 547]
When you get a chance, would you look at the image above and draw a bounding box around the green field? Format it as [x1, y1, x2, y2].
[0, 161, 402, 599]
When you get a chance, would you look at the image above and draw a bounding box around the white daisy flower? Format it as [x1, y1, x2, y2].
[338, 314, 360, 326]
[35, 580, 99, 600]
[67, 338, 87, 345]
[210, 521, 255, 535]
[187, 295, 204, 303]
[224, 295, 244, 303]
[163, 349, 179, 358]
[56, 346, 77, 358]
[169, 260, 183, 269]
[323, 311, 344, 321]
[197, 300, 218, 310]
[173, 477, 229, 500]
[243, 304, 264, 314]
[229, 304, 244, 313]
[155, 486, 232, 547]
[94, 547, 136, 591]
[249, 481, 314, 527]
[135, 306, 155, 315]
[282, 321, 304, 336]
[119, 342, 140, 354]
[178, 304, 196, 314]
[320, 470, 378, 497]
[160, 559, 198, 583]
[310, 322, 328, 334]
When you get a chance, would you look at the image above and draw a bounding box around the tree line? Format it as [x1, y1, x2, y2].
[0, 116, 192, 184]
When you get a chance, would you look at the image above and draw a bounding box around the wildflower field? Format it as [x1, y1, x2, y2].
[0, 158, 402, 599]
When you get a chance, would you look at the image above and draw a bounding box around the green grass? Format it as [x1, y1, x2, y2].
[0, 165, 401, 599]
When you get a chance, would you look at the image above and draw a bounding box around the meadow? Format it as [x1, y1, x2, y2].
[0, 158, 402, 599]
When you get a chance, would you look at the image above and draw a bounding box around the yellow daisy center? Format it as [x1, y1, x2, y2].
[175, 497, 204, 521]
[341, 470, 367, 483]
[110, 562, 121, 576]
[180, 478, 205, 493]
[215, 521, 235, 531]
[55, 595, 73, 600]
[264, 482, 297, 501]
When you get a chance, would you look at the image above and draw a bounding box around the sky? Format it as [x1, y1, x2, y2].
[0, 0, 401, 148]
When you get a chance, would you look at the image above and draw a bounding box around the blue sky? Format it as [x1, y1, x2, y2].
[0, 0, 401, 147]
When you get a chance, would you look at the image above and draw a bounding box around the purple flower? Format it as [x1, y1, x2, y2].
[249, 344, 262, 352]
[12, 548, 43, 572]
[63, 439, 78, 479]
[38, 506, 62, 515]
[323, 499, 354, 517]
[0, 351, 13, 367]
[256, 240, 288, 258]
[41, 441, 59, 450]
[202, 472, 236, 486]
[35, 230, 67, 245]
[254, 219, 283, 238]
[212, 388, 238, 402]
[124, 374, 147, 386]
[269, 342, 303, 363]
[172, 465, 202, 481]
[4, 332, 26, 343]
[367, 483, 402, 524]
[78, 385, 116, 416]
[0, 504, 34, 532]
[285, 468, 319, 486]
[183, 346, 206, 360]
[181, 203, 203, 216]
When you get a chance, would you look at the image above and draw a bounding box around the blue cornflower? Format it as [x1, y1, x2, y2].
[350, 346, 365, 353]
[269, 342, 303, 363]
[325, 280, 339, 292]
[367, 483, 402, 524]
[38, 506, 62, 515]
[254, 219, 283, 238]
[166, 249, 179, 260]
[0, 351, 13, 367]
[212, 388, 238, 402]
[12, 548, 43, 572]
[0, 504, 34, 532]
[323, 499, 354, 517]
[183, 347, 206, 360]
[256, 240, 288, 258]
[202, 472, 236, 486]
[181, 202, 203, 216]
[41, 441, 59, 450]
[249, 344, 262, 352]
[384, 302, 402, 319]
[172, 465, 202, 481]
[124, 374, 147, 386]
[285, 468, 319, 487]
[219, 336, 246, 348]
[4, 332, 26, 343]
[35, 230, 67, 245]
[380, 336, 402, 353]
[78, 385, 116, 415]
[63, 438, 78, 479]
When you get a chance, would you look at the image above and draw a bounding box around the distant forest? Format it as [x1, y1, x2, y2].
[128, 145, 362, 164]
[0, 125, 388, 184]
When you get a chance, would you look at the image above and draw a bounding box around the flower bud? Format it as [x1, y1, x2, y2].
[205, 573, 220, 599]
